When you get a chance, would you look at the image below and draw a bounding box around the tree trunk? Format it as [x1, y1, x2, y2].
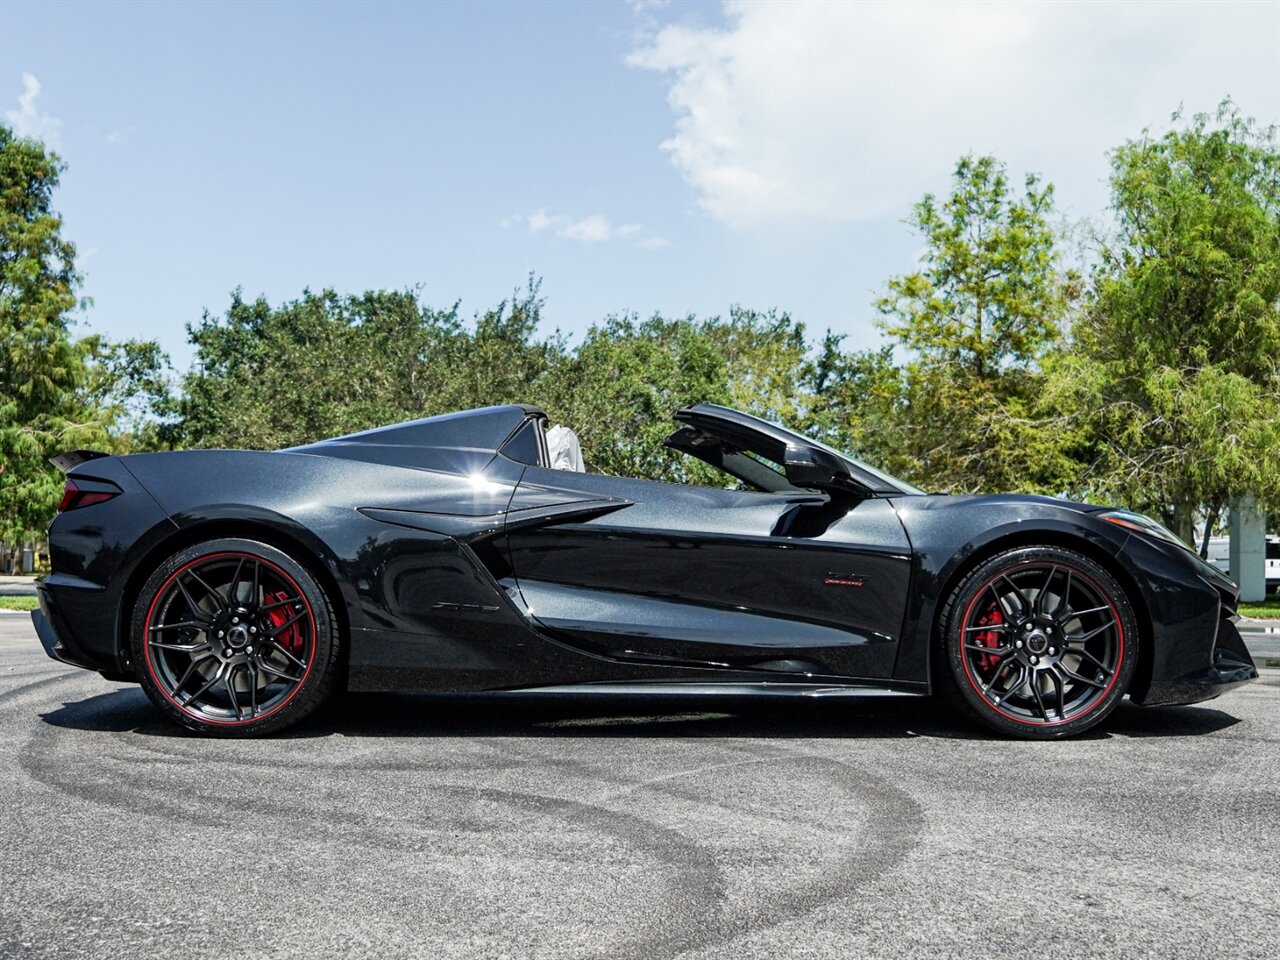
[1171, 501, 1196, 547]
[1199, 503, 1221, 559]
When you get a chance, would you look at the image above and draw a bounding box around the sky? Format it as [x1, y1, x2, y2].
[2, 0, 1278, 373]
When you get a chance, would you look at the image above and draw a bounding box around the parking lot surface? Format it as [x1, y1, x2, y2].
[1, 614, 1276, 960]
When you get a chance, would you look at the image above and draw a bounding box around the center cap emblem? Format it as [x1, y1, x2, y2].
[1026, 631, 1049, 655]
[227, 625, 249, 648]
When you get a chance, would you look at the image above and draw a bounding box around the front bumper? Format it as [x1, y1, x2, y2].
[1138, 618, 1258, 707]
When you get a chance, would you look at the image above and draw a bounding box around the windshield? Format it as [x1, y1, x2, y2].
[679, 404, 926, 497]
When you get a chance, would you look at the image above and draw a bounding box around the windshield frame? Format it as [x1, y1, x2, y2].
[672, 404, 925, 497]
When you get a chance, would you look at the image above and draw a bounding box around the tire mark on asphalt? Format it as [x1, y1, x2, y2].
[587, 757, 780, 804]
[0, 671, 76, 706]
[18, 710, 728, 956]
[593, 747, 925, 960]
[18, 683, 922, 960]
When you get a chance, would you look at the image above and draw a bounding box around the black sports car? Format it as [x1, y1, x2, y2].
[33, 403, 1257, 738]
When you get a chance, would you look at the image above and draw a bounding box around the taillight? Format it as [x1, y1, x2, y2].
[56, 479, 119, 512]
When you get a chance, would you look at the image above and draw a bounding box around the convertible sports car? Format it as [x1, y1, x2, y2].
[33, 403, 1257, 738]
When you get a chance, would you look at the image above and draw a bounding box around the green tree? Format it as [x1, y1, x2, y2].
[178, 278, 564, 450]
[804, 338, 909, 477]
[541, 313, 728, 481]
[708, 307, 809, 427]
[874, 155, 1082, 494]
[79, 335, 174, 453]
[0, 124, 98, 544]
[1065, 101, 1280, 542]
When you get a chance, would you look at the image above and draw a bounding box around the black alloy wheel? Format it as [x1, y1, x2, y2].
[939, 546, 1137, 739]
[130, 538, 340, 736]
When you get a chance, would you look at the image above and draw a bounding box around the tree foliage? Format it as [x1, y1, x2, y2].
[0, 124, 94, 542]
[178, 288, 825, 486]
[177, 278, 567, 451]
[874, 155, 1082, 494]
[1062, 101, 1280, 538]
[1, 125, 171, 543]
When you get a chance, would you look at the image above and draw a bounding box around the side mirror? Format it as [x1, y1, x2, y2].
[783, 444, 866, 497]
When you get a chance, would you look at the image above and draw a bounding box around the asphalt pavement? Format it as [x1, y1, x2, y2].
[1, 613, 1277, 960]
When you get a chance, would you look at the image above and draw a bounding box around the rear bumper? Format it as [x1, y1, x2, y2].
[32, 585, 109, 673]
[1136, 618, 1258, 707]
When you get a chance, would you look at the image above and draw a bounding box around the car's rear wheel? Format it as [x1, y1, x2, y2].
[939, 546, 1137, 739]
[130, 538, 340, 736]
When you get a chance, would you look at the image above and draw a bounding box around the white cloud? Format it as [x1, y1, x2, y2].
[629, 1, 1280, 226]
[506, 210, 661, 247]
[526, 209, 557, 233]
[106, 126, 137, 144]
[5, 73, 62, 146]
[560, 214, 614, 243]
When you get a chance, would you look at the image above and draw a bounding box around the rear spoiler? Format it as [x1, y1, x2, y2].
[49, 450, 110, 473]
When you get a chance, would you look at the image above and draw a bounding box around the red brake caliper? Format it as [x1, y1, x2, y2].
[973, 604, 1004, 675]
[265, 591, 303, 655]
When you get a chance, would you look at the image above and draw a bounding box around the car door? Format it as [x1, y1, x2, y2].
[503, 458, 914, 682]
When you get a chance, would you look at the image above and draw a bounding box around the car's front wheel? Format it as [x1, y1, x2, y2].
[130, 538, 340, 736]
[939, 546, 1137, 739]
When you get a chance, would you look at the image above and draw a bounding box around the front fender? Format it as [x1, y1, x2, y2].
[891, 496, 1130, 685]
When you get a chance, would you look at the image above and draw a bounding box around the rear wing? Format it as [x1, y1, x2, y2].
[49, 450, 110, 473]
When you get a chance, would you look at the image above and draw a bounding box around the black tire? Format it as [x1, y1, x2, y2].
[937, 545, 1137, 739]
[129, 538, 340, 737]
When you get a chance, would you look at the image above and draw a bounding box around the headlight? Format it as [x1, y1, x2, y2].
[1099, 510, 1192, 551]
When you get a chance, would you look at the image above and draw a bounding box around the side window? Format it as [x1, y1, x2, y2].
[666, 428, 802, 494]
[499, 420, 545, 467]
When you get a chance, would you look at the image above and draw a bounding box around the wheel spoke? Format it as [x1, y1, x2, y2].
[227, 557, 246, 606]
[181, 664, 225, 707]
[256, 658, 303, 683]
[1035, 566, 1056, 615]
[225, 665, 243, 721]
[173, 653, 216, 691]
[964, 643, 1013, 657]
[221, 670, 243, 721]
[259, 596, 303, 614]
[247, 662, 259, 717]
[1054, 569, 1073, 617]
[149, 618, 211, 633]
[983, 658, 1021, 695]
[250, 559, 261, 606]
[185, 569, 227, 611]
[1048, 666, 1067, 719]
[999, 574, 1033, 616]
[985, 583, 1014, 620]
[1067, 620, 1116, 645]
[1030, 673, 1050, 721]
[965, 623, 1010, 634]
[149, 639, 212, 654]
[1066, 646, 1114, 677]
[264, 638, 307, 670]
[267, 611, 306, 639]
[174, 576, 202, 617]
[1064, 604, 1111, 620]
[980, 658, 1016, 694]
[991, 667, 1030, 708]
[1057, 663, 1106, 690]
